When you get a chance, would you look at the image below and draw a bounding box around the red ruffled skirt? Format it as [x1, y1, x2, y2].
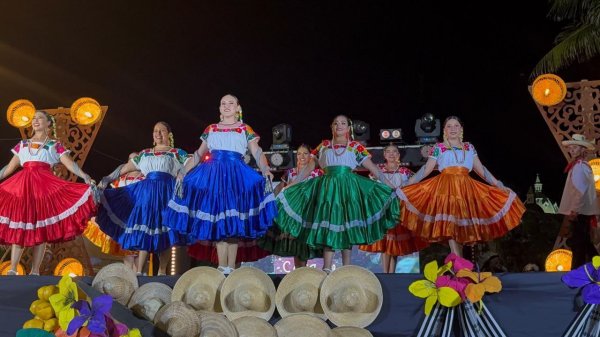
[397, 166, 525, 244]
[187, 239, 270, 265]
[0, 162, 96, 246]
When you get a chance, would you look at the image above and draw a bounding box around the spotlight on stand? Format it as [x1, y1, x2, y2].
[272, 123, 292, 150]
[267, 151, 293, 170]
[379, 128, 402, 144]
[414, 113, 440, 144]
[352, 120, 370, 145]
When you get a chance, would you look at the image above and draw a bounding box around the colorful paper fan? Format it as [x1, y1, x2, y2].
[54, 257, 85, 277]
[531, 74, 567, 106]
[0, 261, 25, 275]
[545, 249, 572, 272]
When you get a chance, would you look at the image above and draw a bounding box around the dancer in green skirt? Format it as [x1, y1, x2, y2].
[275, 115, 400, 273]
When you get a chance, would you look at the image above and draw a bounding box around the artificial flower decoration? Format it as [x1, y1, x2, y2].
[49, 275, 79, 331]
[67, 295, 112, 335]
[120, 328, 142, 337]
[409, 260, 462, 315]
[445, 253, 474, 272]
[562, 257, 600, 304]
[456, 269, 502, 303]
[435, 274, 470, 300]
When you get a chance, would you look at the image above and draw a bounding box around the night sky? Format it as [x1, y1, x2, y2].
[0, 1, 598, 202]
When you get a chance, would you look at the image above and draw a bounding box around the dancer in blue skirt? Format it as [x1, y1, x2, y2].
[96, 121, 189, 275]
[163, 94, 277, 274]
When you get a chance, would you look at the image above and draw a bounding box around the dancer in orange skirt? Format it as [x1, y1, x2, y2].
[396, 116, 525, 256]
[359, 145, 428, 273]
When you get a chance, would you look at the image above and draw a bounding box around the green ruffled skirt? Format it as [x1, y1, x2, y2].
[257, 225, 323, 261]
[275, 166, 400, 250]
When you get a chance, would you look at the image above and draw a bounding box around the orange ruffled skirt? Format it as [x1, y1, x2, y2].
[359, 217, 429, 255]
[83, 218, 134, 256]
[397, 166, 525, 244]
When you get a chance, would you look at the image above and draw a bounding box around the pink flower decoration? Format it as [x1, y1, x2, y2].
[445, 253, 474, 272]
[435, 275, 470, 300]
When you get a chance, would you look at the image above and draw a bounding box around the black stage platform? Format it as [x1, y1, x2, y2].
[0, 272, 582, 337]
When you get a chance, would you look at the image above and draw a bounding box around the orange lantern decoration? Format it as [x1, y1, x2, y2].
[54, 257, 85, 277]
[545, 248, 572, 272]
[0, 261, 25, 275]
[590, 158, 600, 191]
[70, 97, 102, 125]
[531, 74, 567, 106]
[6, 99, 35, 128]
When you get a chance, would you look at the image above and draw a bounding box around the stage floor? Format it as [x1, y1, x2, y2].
[0, 272, 581, 337]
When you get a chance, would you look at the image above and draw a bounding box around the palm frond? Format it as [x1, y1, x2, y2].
[531, 23, 600, 77]
[548, 0, 600, 21]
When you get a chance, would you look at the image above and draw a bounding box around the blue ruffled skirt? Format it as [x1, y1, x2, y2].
[163, 150, 277, 241]
[96, 171, 188, 252]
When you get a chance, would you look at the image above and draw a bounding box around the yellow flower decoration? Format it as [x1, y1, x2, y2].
[592, 256, 600, 269]
[456, 269, 502, 303]
[121, 328, 142, 337]
[49, 275, 79, 331]
[409, 260, 461, 315]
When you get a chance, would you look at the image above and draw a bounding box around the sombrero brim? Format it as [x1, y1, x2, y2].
[562, 140, 595, 150]
[220, 266, 276, 321]
[172, 266, 225, 312]
[232, 316, 276, 337]
[92, 262, 138, 290]
[128, 282, 172, 310]
[275, 267, 327, 319]
[274, 313, 331, 337]
[320, 265, 383, 328]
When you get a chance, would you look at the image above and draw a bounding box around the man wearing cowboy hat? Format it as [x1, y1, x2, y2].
[559, 133, 600, 268]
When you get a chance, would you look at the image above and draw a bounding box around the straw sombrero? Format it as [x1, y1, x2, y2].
[197, 312, 240, 337]
[274, 313, 331, 337]
[128, 282, 172, 321]
[331, 326, 374, 337]
[275, 267, 326, 319]
[91, 263, 138, 305]
[172, 266, 225, 313]
[320, 265, 382, 328]
[154, 301, 201, 337]
[232, 316, 277, 337]
[220, 266, 276, 321]
[562, 134, 595, 151]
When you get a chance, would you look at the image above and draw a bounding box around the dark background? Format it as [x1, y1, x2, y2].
[0, 1, 598, 202]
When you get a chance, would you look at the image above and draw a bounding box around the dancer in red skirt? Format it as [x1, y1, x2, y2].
[397, 116, 525, 257]
[359, 145, 428, 273]
[0, 111, 96, 275]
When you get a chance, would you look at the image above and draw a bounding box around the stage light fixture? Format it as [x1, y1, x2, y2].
[54, 257, 85, 276]
[6, 99, 35, 128]
[70, 97, 102, 125]
[272, 123, 292, 150]
[414, 113, 440, 144]
[352, 120, 370, 143]
[379, 128, 402, 143]
[267, 151, 293, 170]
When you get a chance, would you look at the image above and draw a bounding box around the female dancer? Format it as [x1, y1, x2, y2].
[275, 115, 399, 273]
[163, 94, 277, 274]
[358, 145, 427, 273]
[96, 121, 188, 275]
[84, 154, 143, 271]
[258, 144, 324, 268]
[0, 111, 96, 275]
[397, 116, 525, 256]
